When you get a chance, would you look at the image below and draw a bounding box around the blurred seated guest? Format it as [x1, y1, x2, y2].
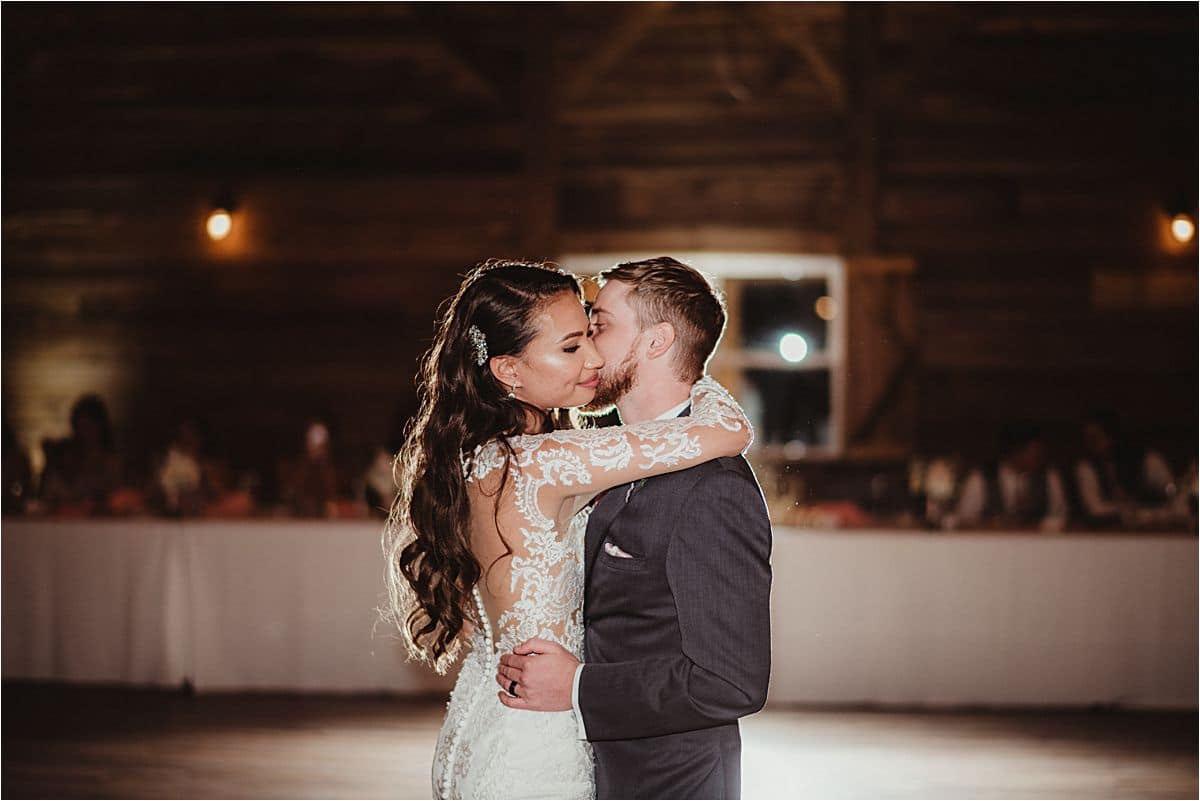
[3, 419, 33, 515]
[361, 401, 412, 519]
[949, 423, 1069, 532]
[362, 449, 396, 519]
[156, 418, 206, 516]
[917, 456, 962, 529]
[1182, 460, 1198, 526]
[278, 417, 340, 518]
[154, 417, 254, 517]
[1073, 410, 1182, 528]
[38, 394, 129, 516]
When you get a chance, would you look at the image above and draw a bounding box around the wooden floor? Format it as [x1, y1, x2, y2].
[2, 684, 1195, 799]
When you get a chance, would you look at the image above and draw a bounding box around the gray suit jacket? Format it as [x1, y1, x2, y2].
[579, 430, 773, 800]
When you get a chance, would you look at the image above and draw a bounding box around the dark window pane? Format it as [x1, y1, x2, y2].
[744, 369, 831, 447]
[739, 280, 829, 353]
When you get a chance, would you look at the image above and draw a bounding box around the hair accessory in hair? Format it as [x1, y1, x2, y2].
[467, 324, 489, 366]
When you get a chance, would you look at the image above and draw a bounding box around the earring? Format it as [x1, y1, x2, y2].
[507, 385, 517, 399]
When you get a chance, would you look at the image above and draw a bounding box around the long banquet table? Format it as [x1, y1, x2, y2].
[3, 520, 1195, 708]
[2, 520, 453, 695]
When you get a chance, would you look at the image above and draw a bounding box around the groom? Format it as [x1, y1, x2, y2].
[496, 257, 773, 799]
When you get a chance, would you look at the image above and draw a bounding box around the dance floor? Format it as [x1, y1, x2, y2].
[2, 684, 1195, 800]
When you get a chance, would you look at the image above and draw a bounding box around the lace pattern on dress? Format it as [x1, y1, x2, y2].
[458, 376, 748, 657]
[430, 376, 749, 799]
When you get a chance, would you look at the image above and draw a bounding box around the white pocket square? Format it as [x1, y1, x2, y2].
[603, 540, 635, 559]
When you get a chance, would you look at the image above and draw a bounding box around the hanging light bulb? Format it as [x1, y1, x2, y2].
[1170, 213, 1195, 244]
[206, 208, 233, 241]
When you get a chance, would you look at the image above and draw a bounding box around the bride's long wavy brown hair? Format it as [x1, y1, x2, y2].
[381, 260, 582, 673]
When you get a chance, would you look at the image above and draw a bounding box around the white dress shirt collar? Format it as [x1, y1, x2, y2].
[654, 398, 692, 421]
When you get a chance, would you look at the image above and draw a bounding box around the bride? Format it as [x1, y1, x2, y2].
[382, 260, 750, 799]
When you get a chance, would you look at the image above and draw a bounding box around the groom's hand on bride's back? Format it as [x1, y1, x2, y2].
[496, 638, 578, 712]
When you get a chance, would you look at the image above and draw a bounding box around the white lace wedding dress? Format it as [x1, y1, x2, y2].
[429, 377, 748, 799]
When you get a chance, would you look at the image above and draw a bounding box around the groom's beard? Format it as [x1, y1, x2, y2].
[580, 347, 638, 415]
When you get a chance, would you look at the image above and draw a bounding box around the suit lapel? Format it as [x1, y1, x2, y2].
[585, 486, 626, 575]
[585, 403, 693, 577]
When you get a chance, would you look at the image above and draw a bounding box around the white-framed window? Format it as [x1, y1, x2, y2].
[561, 252, 847, 461]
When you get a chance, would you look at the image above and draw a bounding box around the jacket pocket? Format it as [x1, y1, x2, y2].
[597, 550, 648, 573]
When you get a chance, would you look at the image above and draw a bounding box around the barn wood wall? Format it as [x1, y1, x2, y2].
[3, 3, 1196, 483]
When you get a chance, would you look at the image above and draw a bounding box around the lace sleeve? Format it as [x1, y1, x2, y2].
[512, 376, 752, 506]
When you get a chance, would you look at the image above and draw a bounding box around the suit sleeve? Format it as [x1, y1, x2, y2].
[578, 469, 773, 741]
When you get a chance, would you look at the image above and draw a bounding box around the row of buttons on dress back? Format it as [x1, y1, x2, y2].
[438, 587, 496, 798]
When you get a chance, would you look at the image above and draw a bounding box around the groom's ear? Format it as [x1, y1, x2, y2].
[645, 321, 676, 361]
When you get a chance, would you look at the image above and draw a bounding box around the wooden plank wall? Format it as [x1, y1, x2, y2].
[3, 3, 1196, 488]
[875, 4, 1197, 461]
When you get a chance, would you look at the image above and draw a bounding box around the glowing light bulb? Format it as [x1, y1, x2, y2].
[815, 296, 837, 321]
[1170, 214, 1195, 244]
[778, 332, 808, 363]
[206, 209, 233, 241]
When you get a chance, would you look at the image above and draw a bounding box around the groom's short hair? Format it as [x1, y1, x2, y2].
[599, 256, 727, 382]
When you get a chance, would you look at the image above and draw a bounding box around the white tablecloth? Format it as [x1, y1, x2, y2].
[183, 522, 449, 693]
[3, 520, 1195, 707]
[2, 521, 190, 685]
[2, 520, 450, 695]
[767, 529, 1197, 708]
